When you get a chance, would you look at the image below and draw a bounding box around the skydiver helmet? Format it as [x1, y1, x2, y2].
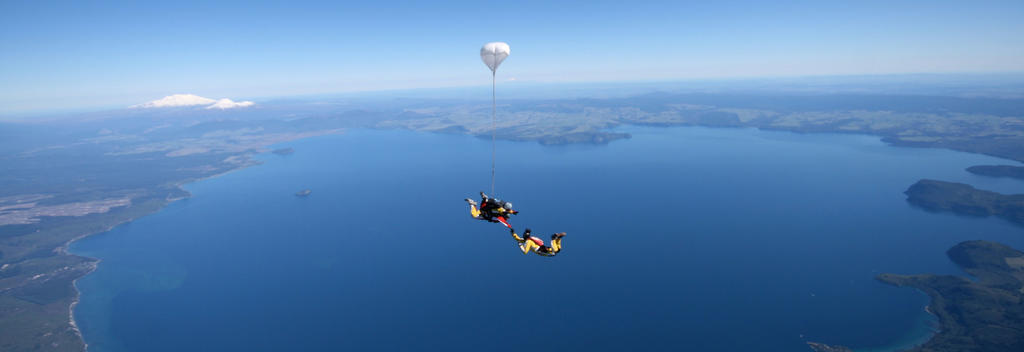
[504, 202, 513, 210]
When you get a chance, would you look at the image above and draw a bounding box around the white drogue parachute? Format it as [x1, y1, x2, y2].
[480, 42, 511, 73]
[480, 42, 510, 196]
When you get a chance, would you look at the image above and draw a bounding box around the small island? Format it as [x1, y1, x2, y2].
[904, 179, 1024, 224]
[966, 164, 1024, 180]
[295, 189, 311, 197]
[272, 147, 295, 155]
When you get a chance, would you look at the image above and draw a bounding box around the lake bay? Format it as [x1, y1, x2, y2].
[71, 126, 1024, 351]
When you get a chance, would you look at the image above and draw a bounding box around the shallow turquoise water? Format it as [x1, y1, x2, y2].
[72, 126, 1024, 351]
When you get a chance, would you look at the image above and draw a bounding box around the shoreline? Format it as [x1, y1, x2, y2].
[881, 291, 939, 352]
[813, 289, 939, 352]
[59, 131, 342, 350]
[856, 297, 938, 352]
[61, 160, 258, 350]
[68, 260, 98, 350]
[620, 123, 1024, 166]
[869, 242, 1024, 351]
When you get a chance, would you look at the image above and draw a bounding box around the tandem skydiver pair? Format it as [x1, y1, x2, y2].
[465, 192, 566, 257]
[464, 191, 517, 228]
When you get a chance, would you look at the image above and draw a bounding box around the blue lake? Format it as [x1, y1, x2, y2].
[71, 126, 1024, 351]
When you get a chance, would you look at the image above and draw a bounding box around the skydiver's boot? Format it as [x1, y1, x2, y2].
[465, 198, 477, 206]
[551, 233, 564, 253]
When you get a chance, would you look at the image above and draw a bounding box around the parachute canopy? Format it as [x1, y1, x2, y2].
[480, 42, 511, 72]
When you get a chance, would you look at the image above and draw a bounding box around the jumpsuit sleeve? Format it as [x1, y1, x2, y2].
[519, 243, 531, 254]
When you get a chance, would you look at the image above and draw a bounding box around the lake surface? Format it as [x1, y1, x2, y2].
[71, 126, 1024, 351]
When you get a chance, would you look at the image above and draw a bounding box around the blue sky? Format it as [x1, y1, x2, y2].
[1, 0, 1022, 114]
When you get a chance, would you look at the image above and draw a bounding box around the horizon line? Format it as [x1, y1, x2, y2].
[4, 70, 1024, 120]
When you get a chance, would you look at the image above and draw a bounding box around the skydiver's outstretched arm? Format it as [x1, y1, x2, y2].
[509, 227, 525, 243]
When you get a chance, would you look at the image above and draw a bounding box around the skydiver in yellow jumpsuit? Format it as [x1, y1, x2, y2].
[509, 228, 565, 257]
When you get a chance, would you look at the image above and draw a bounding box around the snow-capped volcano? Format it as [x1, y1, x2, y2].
[133, 94, 215, 108]
[133, 94, 255, 109]
[206, 98, 255, 109]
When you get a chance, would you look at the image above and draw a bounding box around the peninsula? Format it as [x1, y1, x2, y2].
[966, 165, 1024, 180]
[904, 179, 1024, 225]
[878, 241, 1024, 352]
[811, 241, 1024, 352]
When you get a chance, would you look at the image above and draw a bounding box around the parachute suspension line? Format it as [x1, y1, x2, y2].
[480, 41, 507, 197]
[490, 70, 497, 197]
